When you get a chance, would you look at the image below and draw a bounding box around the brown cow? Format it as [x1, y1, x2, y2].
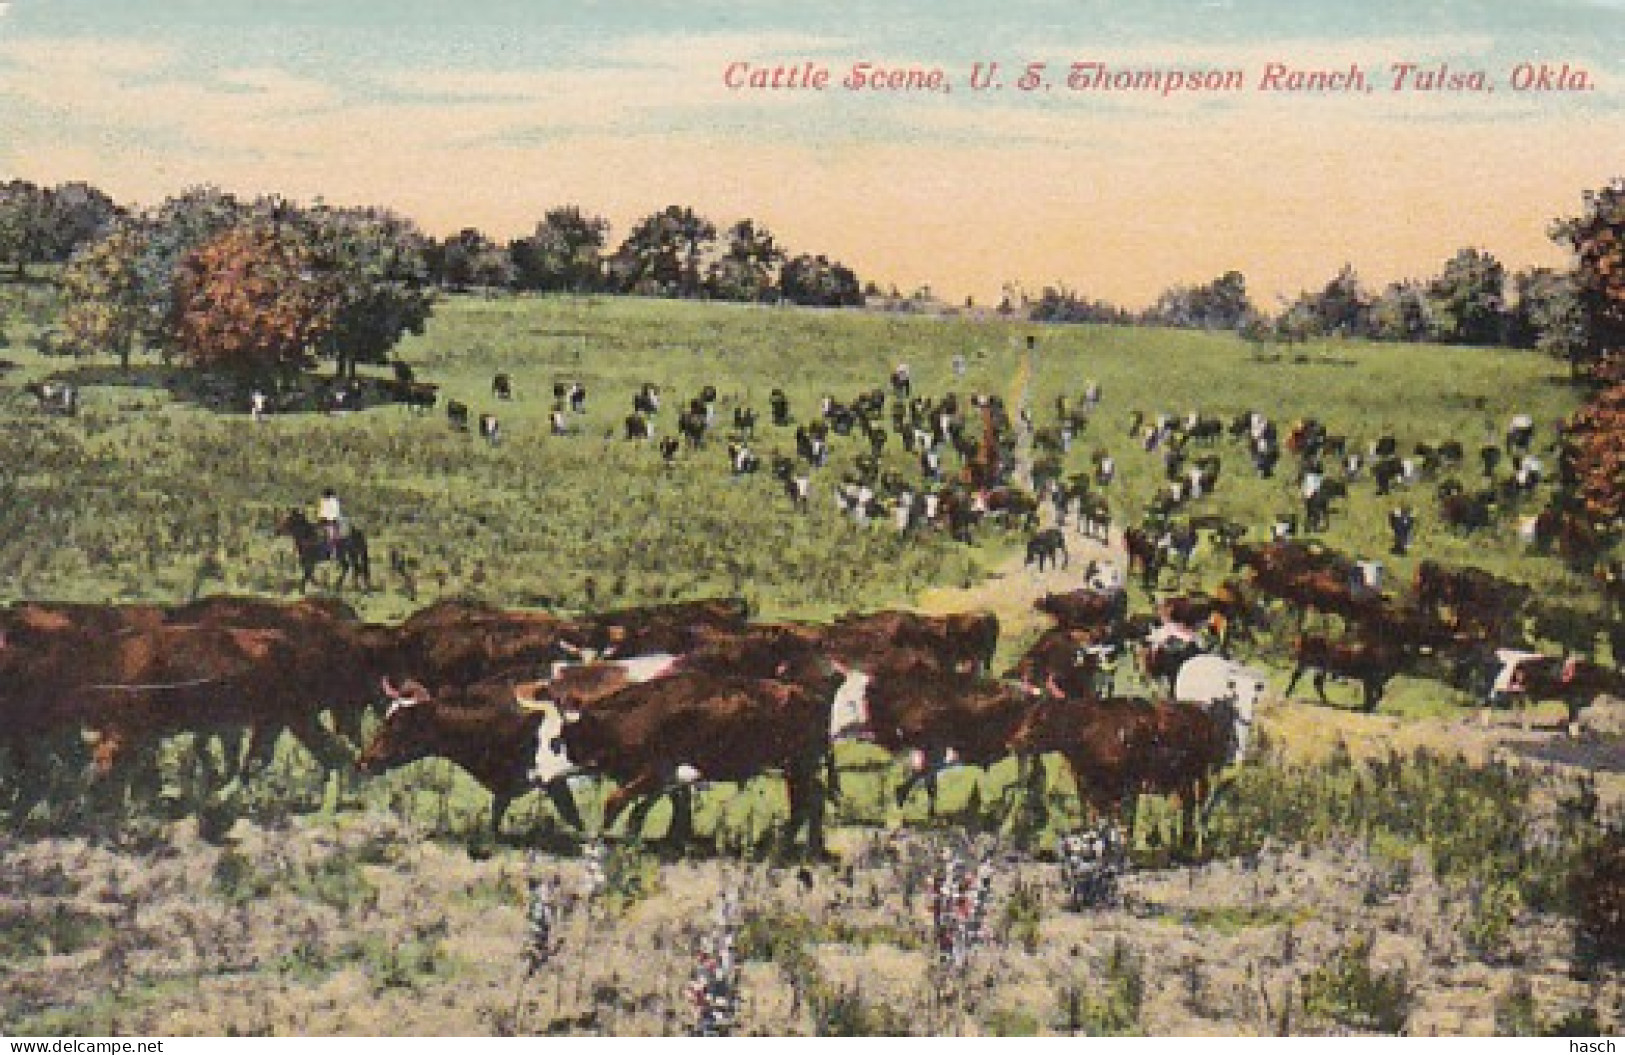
[558, 597, 751, 658]
[1035, 589, 1125, 631]
[1414, 561, 1531, 634]
[829, 665, 1036, 814]
[1490, 653, 1624, 733]
[1005, 628, 1111, 700]
[357, 678, 584, 836]
[392, 600, 574, 686]
[1, 623, 370, 787]
[1, 598, 392, 778]
[821, 610, 998, 675]
[1011, 694, 1245, 854]
[525, 671, 837, 854]
[1285, 634, 1408, 712]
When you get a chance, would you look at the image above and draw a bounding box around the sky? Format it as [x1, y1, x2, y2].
[1, 0, 1623, 308]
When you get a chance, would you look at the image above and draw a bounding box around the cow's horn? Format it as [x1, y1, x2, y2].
[380, 676, 400, 698]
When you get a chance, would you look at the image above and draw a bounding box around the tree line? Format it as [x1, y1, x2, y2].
[0, 183, 867, 379]
[3, 175, 1619, 390]
[1018, 250, 1584, 363]
[416, 205, 862, 307]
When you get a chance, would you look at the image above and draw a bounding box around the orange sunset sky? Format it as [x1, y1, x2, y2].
[1, 1, 1622, 308]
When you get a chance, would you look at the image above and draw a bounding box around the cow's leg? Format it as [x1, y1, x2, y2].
[1312, 670, 1329, 705]
[602, 772, 661, 839]
[1285, 662, 1306, 698]
[284, 714, 358, 813]
[490, 790, 514, 839]
[666, 784, 696, 847]
[543, 779, 585, 832]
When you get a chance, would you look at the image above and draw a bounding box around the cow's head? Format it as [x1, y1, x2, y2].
[356, 677, 438, 774]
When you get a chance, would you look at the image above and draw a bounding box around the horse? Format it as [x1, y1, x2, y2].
[275, 509, 372, 593]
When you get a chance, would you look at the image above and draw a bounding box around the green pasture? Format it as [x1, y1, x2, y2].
[0, 290, 1590, 620]
[0, 286, 1607, 846]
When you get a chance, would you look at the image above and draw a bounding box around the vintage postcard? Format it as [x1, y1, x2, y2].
[0, 0, 1621, 1040]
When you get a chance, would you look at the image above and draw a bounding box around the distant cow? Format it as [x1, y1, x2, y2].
[492, 373, 513, 400]
[1025, 528, 1068, 572]
[446, 399, 470, 431]
[24, 381, 77, 416]
[478, 413, 501, 445]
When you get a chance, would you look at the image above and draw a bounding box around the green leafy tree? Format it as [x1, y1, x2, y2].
[1506, 267, 1587, 369]
[780, 253, 863, 307]
[132, 186, 257, 359]
[0, 180, 50, 275]
[1279, 264, 1370, 339]
[609, 205, 717, 297]
[40, 182, 123, 262]
[296, 203, 435, 379]
[1552, 179, 1625, 375]
[431, 227, 514, 291]
[1145, 270, 1253, 329]
[706, 219, 784, 302]
[1368, 280, 1433, 342]
[1427, 247, 1506, 345]
[509, 206, 610, 292]
[58, 222, 147, 368]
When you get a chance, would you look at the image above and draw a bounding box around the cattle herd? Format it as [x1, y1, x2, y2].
[1, 590, 1266, 856]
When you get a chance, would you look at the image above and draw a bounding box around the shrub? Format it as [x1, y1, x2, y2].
[1572, 825, 1625, 963]
[1299, 933, 1414, 1034]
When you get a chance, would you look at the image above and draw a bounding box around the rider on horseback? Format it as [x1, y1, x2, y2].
[318, 488, 345, 561]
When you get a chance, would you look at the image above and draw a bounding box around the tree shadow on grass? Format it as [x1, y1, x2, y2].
[23, 361, 408, 416]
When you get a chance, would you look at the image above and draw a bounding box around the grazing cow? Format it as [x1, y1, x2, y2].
[1439, 486, 1494, 534]
[478, 412, 501, 445]
[358, 679, 585, 837]
[24, 381, 78, 416]
[492, 373, 513, 400]
[625, 413, 652, 441]
[1012, 694, 1248, 853]
[769, 388, 791, 427]
[1124, 527, 1164, 590]
[1025, 528, 1068, 572]
[446, 399, 470, 431]
[658, 436, 680, 463]
[524, 672, 837, 853]
[399, 381, 438, 413]
[1285, 634, 1407, 712]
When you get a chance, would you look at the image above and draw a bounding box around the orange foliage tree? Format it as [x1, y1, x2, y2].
[1556, 181, 1625, 528]
[170, 222, 335, 375]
